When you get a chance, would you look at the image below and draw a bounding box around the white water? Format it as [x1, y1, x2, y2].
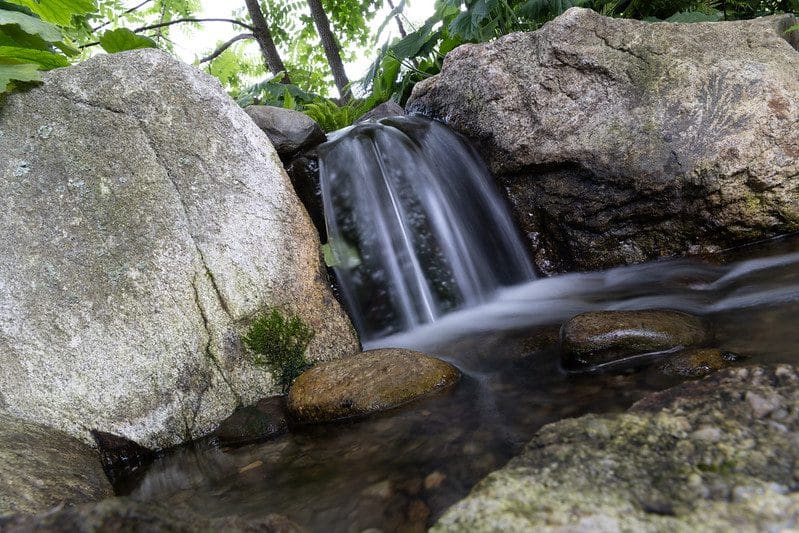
[319, 115, 535, 340]
[368, 250, 799, 352]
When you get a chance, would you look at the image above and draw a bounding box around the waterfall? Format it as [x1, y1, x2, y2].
[319, 115, 535, 340]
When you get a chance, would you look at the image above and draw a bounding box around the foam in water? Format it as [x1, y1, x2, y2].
[318, 115, 535, 340]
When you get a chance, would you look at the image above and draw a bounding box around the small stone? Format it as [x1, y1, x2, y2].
[746, 391, 782, 418]
[424, 471, 446, 491]
[691, 426, 722, 442]
[361, 480, 393, 500]
[211, 396, 289, 446]
[287, 349, 460, 423]
[244, 105, 326, 158]
[561, 310, 708, 368]
[406, 499, 430, 529]
[238, 460, 263, 474]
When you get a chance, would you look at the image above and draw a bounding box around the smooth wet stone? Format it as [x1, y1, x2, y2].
[211, 396, 289, 446]
[0, 497, 304, 532]
[434, 365, 799, 531]
[0, 411, 112, 517]
[657, 348, 744, 378]
[560, 310, 707, 368]
[287, 349, 460, 423]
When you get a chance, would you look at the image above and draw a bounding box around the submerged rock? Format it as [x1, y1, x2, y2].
[656, 348, 744, 378]
[211, 396, 289, 446]
[91, 431, 157, 488]
[287, 349, 460, 423]
[0, 49, 358, 449]
[408, 8, 799, 273]
[0, 411, 112, 517]
[434, 365, 799, 531]
[244, 105, 326, 159]
[560, 310, 707, 368]
[0, 497, 304, 532]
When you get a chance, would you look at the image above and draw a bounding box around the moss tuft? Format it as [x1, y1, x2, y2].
[243, 309, 315, 393]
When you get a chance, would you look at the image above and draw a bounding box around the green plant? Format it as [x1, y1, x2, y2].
[243, 308, 315, 393]
[302, 96, 373, 131]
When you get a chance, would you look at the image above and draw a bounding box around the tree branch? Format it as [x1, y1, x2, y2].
[80, 18, 255, 49]
[199, 33, 254, 63]
[92, 0, 153, 32]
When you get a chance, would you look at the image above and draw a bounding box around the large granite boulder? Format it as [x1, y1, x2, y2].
[408, 9, 799, 273]
[0, 49, 358, 449]
[434, 365, 799, 531]
[0, 411, 112, 517]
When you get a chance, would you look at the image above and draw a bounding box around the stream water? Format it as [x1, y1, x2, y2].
[119, 117, 799, 532]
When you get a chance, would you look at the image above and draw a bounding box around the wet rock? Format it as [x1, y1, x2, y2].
[423, 471, 446, 491]
[657, 348, 743, 378]
[91, 431, 156, 488]
[211, 396, 289, 447]
[0, 497, 304, 532]
[284, 153, 326, 240]
[560, 310, 707, 368]
[434, 365, 799, 531]
[0, 49, 358, 449]
[244, 105, 326, 159]
[356, 101, 406, 124]
[408, 8, 799, 273]
[0, 411, 112, 517]
[287, 349, 460, 423]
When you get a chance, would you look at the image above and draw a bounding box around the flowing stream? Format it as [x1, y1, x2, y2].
[120, 117, 799, 532]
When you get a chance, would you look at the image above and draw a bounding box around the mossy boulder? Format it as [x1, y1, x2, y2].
[287, 349, 460, 423]
[408, 8, 799, 273]
[560, 310, 708, 368]
[0, 49, 357, 449]
[434, 365, 799, 531]
[0, 411, 112, 517]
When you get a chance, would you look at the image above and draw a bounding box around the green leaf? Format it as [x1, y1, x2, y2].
[0, 61, 40, 91]
[0, 8, 61, 41]
[0, 44, 67, 68]
[786, 24, 799, 34]
[4, 0, 96, 27]
[99, 28, 156, 54]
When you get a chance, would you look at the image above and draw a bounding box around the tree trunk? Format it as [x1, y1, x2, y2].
[306, 0, 352, 102]
[386, 0, 407, 38]
[244, 0, 291, 84]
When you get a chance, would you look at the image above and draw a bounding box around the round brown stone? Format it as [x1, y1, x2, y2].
[287, 349, 460, 423]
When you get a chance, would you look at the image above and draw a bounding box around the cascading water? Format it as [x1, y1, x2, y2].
[318, 115, 535, 340]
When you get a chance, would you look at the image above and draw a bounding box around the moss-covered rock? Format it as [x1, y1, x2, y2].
[0, 411, 112, 517]
[287, 349, 460, 423]
[434, 365, 799, 531]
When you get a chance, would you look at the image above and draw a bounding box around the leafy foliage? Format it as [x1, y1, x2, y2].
[98, 26, 155, 52]
[242, 309, 315, 393]
[0, 0, 85, 93]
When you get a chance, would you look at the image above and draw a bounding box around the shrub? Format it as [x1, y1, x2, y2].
[243, 309, 315, 393]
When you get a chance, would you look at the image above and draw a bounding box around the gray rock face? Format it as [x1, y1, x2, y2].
[0, 49, 358, 449]
[408, 8, 799, 273]
[434, 365, 799, 531]
[0, 411, 112, 517]
[244, 105, 326, 159]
